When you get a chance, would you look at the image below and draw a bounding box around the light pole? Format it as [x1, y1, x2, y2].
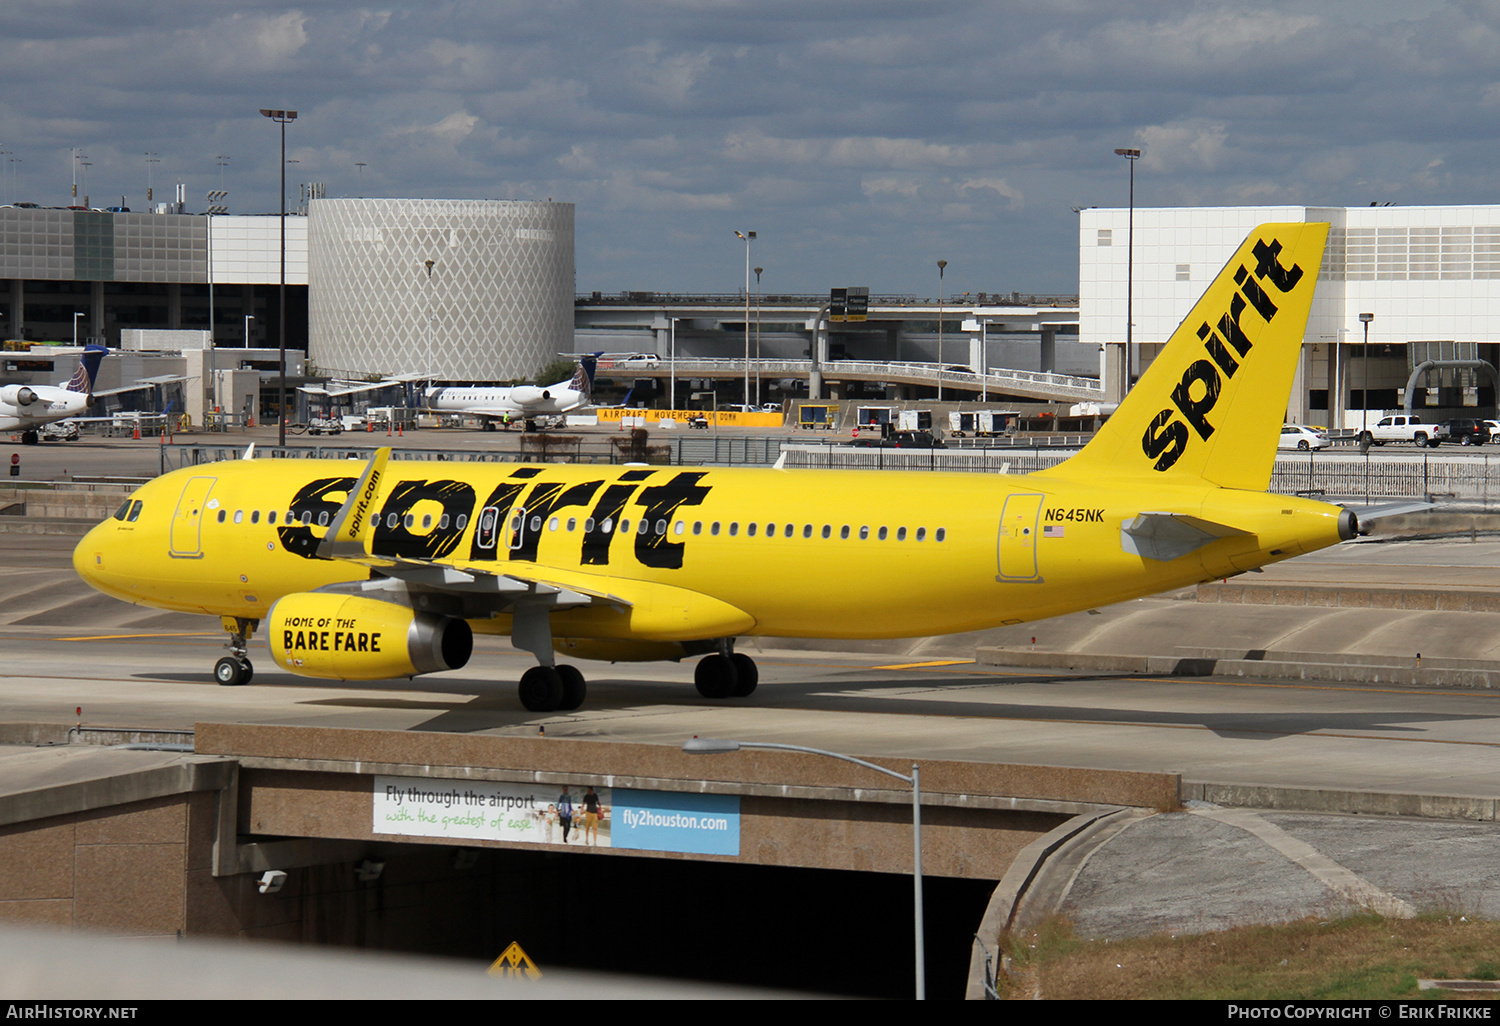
[260, 108, 298, 447]
[1359, 312, 1374, 437]
[424, 259, 437, 382]
[735, 230, 756, 410]
[355, 162, 367, 198]
[144, 152, 159, 207]
[73, 312, 84, 346]
[936, 260, 947, 401]
[754, 266, 763, 409]
[684, 737, 925, 999]
[1114, 147, 1141, 391]
[244, 314, 254, 349]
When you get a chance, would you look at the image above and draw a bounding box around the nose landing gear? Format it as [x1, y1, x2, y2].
[216, 616, 258, 686]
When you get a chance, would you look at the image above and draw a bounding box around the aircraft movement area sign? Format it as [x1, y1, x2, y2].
[372, 775, 740, 856]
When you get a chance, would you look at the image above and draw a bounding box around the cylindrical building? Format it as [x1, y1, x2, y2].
[308, 198, 574, 381]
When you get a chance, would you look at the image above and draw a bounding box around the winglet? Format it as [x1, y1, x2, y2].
[317, 447, 390, 560]
[1041, 222, 1329, 492]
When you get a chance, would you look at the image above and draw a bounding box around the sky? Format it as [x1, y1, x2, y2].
[3, 0, 1494, 298]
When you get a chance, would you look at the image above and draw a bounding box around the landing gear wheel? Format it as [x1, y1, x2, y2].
[519, 666, 564, 712]
[729, 653, 759, 697]
[694, 654, 738, 699]
[20, 430, 37, 446]
[215, 657, 251, 686]
[557, 665, 587, 711]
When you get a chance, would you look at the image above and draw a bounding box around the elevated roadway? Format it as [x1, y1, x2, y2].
[606, 355, 1104, 403]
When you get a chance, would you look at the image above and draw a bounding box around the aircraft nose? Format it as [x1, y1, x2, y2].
[73, 518, 129, 600]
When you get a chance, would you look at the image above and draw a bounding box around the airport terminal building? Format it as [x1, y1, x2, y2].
[0, 199, 574, 384]
[1081, 204, 1500, 425]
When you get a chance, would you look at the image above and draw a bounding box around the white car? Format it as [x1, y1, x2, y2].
[1278, 425, 1329, 450]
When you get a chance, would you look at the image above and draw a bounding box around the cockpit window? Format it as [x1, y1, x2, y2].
[113, 501, 131, 521]
[127, 500, 142, 523]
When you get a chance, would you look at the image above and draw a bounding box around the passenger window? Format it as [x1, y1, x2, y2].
[602, 518, 614, 533]
[674, 521, 685, 535]
[456, 513, 467, 530]
[387, 513, 399, 529]
[878, 527, 888, 540]
[693, 521, 703, 535]
[318, 511, 330, 527]
[936, 527, 946, 542]
[549, 517, 559, 531]
[821, 525, 830, 539]
[530, 516, 541, 532]
[729, 522, 739, 536]
[567, 517, 577, 531]
[268, 511, 277, 525]
[897, 527, 907, 541]
[766, 523, 775, 537]
[656, 519, 667, 535]
[840, 526, 850, 539]
[233, 510, 244, 525]
[711, 522, 721, 536]
[916, 527, 926, 541]
[439, 514, 449, 529]
[747, 523, 758, 537]
[803, 524, 812, 539]
[251, 510, 260, 525]
[216, 510, 226, 523]
[584, 517, 596, 532]
[859, 526, 869, 540]
[423, 514, 433, 528]
[620, 519, 630, 533]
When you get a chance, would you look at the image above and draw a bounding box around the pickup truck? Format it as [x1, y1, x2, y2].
[1365, 414, 1435, 447]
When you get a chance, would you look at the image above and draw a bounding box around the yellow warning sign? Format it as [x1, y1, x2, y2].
[488, 941, 543, 980]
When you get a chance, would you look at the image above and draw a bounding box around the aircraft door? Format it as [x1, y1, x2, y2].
[170, 476, 217, 558]
[996, 493, 1044, 582]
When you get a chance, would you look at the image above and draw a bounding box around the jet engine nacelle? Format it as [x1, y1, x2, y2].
[0, 386, 38, 408]
[268, 593, 472, 680]
[507, 386, 547, 405]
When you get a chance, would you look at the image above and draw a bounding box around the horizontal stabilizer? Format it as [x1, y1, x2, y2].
[1121, 512, 1252, 562]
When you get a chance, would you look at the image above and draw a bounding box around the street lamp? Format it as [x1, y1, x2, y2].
[735, 230, 756, 410]
[683, 737, 926, 1000]
[73, 312, 84, 346]
[260, 108, 298, 447]
[754, 266, 763, 409]
[1114, 148, 1141, 391]
[1359, 312, 1374, 437]
[936, 260, 947, 401]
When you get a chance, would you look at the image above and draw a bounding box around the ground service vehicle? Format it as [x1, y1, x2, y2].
[74, 223, 1354, 713]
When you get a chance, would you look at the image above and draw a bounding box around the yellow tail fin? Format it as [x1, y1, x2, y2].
[1043, 221, 1328, 491]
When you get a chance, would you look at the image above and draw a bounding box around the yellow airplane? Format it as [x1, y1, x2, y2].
[74, 222, 1351, 712]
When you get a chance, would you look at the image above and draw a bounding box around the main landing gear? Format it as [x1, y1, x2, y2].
[694, 650, 758, 699]
[215, 616, 257, 686]
[518, 664, 587, 712]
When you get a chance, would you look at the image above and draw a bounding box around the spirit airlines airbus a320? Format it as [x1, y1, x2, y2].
[74, 223, 1353, 711]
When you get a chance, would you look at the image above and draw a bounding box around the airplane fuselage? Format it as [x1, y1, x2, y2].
[0, 385, 88, 431]
[75, 457, 1348, 643]
[424, 385, 586, 418]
